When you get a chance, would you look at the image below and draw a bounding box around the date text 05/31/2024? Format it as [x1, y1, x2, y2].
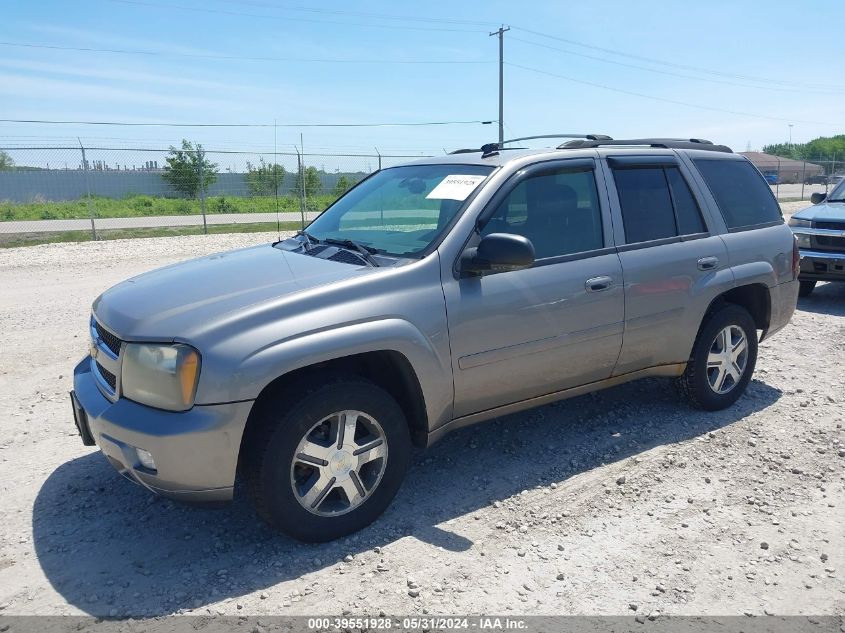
[306, 617, 528, 630]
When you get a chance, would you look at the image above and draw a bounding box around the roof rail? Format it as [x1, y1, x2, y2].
[502, 133, 612, 145]
[449, 133, 612, 155]
[558, 138, 732, 153]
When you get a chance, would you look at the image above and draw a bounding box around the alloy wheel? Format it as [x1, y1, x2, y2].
[290, 410, 388, 516]
[706, 325, 749, 394]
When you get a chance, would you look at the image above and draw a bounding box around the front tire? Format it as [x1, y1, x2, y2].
[799, 280, 816, 297]
[677, 304, 758, 411]
[246, 377, 411, 542]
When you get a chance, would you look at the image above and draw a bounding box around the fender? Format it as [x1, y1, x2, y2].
[729, 260, 779, 289]
[195, 318, 454, 432]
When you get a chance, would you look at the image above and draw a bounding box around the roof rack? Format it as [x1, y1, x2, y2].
[503, 133, 612, 144]
[558, 138, 732, 153]
[449, 133, 612, 156]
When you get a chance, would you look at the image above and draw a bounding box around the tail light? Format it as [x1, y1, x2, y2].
[792, 235, 800, 280]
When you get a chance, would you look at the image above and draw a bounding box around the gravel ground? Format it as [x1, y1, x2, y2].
[0, 232, 843, 618]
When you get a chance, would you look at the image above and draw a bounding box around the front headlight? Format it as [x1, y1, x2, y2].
[788, 218, 812, 228]
[121, 343, 201, 411]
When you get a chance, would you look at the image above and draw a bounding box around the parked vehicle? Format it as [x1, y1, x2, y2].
[71, 136, 799, 542]
[789, 177, 845, 296]
[803, 174, 829, 185]
[763, 172, 779, 185]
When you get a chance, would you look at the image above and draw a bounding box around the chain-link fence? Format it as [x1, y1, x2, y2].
[0, 145, 428, 244]
[1, 146, 842, 246]
[744, 155, 843, 202]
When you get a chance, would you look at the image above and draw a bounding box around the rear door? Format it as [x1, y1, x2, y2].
[601, 154, 734, 375]
[442, 158, 625, 417]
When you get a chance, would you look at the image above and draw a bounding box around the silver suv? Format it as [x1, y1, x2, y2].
[70, 136, 800, 542]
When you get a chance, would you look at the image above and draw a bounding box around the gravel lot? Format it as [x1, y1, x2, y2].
[0, 232, 843, 618]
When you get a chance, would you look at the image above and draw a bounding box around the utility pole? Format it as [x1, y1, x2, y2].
[489, 25, 510, 145]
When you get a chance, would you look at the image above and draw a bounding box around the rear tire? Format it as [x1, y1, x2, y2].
[799, 280, 816, 297]
[245, 376, 411, 542]
[677, 304, 758, 411]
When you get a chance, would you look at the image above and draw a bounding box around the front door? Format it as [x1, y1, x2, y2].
[442, 159, 625, 418]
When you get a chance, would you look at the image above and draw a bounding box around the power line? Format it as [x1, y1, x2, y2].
[0, 41, 491, 64]
[106, 0, 487, 33]
[215, 0, 497, 27]
[506, 62, 837, 126]
[0, 118, 495, 128]
[509, 36, 845, 95]
[511, 26, 842, 92]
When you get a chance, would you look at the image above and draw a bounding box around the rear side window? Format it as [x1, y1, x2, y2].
[694, 159, 782, 230]
[612, 166, 706, 244]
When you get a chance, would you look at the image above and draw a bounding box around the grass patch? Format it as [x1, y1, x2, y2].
[0, 194, 337, 222]
[0, 221, 303, 248]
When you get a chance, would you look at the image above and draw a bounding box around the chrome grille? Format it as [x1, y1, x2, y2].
[813, 235, 845, 252]
[95, 361, 117, 391]
[90, 316, 123, 399]
[815, 221, 845, 231]
[94, 320, 122, 356]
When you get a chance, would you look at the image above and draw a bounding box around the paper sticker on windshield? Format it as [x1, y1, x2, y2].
[426, 174, 487, 201]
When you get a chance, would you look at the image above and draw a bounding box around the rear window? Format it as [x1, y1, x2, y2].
[693, 159, 782, 230]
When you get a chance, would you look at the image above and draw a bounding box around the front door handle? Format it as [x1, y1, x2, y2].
[697, 256, 720, 271]
[585, 276, 613, 292]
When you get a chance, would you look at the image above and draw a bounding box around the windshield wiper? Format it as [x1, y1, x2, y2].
[826, 198, 845, 203]
[295, 229, 320, 250]
[323, 237, 381, 267]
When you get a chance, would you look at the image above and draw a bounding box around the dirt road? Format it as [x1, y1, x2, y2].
[0, 233, 842, 618]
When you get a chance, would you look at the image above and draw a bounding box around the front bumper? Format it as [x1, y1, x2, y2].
[798, 249, 845, 282]
[72, 357, 253, 502]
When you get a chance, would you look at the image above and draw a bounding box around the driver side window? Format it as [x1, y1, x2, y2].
[480, 168, 604, 259]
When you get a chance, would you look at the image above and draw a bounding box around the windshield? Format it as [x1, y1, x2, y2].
[828, 178, 845, 201]
[305, 164, 495, 257]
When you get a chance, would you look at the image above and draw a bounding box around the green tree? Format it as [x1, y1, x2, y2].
[332, 175, 353, 197]
[292, 165, 322, 198]
[763, 134, 845, 172]
[0, 150, 15, 170]
[245, 158, 285, 196]
[761, 142, 806, 161]
[162, 139, 218, 198]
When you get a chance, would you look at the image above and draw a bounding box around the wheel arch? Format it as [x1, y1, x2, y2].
[238, 349, 432, 478]
[697, 282, 772, 348]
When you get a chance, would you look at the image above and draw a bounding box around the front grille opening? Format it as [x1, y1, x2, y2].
[95, 360, 117, 391]
[95, 321, 122, 356]
[815, 221, 845, 231]
[814, 235, 845, 252]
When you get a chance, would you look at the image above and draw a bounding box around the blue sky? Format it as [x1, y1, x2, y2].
[1, 0, 843, 163]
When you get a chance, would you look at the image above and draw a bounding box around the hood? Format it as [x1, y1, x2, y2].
[93, 244, 373, 340]
[792, 200, 845, 222]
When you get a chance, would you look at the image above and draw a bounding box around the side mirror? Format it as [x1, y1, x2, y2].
[461, 233, 535, 275]
[810, 192, 827, 205]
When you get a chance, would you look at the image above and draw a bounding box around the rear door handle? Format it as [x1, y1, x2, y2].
[697, 256, 720, 271]
[585, 276, 613, 292]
